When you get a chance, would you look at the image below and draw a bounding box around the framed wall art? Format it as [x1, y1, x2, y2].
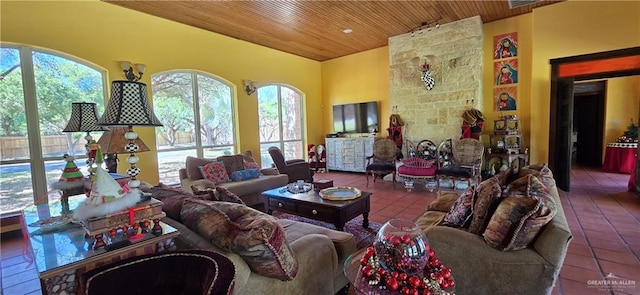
[494, 59, 518, 85]
[493, 32, 518, 59]
[494, 87, 518, 111]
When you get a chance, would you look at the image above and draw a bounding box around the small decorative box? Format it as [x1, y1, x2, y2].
[80, 198, 165, 236]
[313, 179, 334, 191]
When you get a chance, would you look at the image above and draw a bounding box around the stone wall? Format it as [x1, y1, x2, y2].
[389, 16, 483, 153]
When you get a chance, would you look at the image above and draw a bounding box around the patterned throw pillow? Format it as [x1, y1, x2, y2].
[442, 188, 475, 228]
[216, 155, 245, 176]
[180, 199, 298, 280]
[230, 168, 261, 181]
[215, 187, 246, 205]
[150, 186, 208, 221]
[518, 164, 556, 189]
[201, 162, 230, 184]
[185, 156, 216, 180]
[483, 176, 557, 251]
[243, 160, 260, 170]
[467, 177, 503, 235]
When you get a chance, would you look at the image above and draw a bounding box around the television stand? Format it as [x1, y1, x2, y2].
[325, 137, 374, 172]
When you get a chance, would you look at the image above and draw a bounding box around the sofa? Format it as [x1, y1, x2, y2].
[150, 186, 358, 295]
[415, 165, 572, 295]
[178, 151, 289, 207]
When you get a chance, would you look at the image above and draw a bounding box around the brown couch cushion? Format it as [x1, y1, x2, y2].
[277, 218, 356, 263]
[415, 210, 446, 231]
[467, 177, 503, 235]
[181, 199, 298, 281]
[185, 156, 216, 180]
[427, 192, 459, 212]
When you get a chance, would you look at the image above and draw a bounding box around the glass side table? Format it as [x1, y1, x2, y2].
[22, 195, 179, 295]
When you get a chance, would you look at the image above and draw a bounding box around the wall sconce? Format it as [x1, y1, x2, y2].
[244, 80, 257, 95]
[119, 61, 145, 82]
[409, 19, 441, 37]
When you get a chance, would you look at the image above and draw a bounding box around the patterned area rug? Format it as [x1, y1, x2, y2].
[273, 212, 382, 249]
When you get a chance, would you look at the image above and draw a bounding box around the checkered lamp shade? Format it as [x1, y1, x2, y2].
[97, 81, 163, 127]
[62, 102, 110, 132]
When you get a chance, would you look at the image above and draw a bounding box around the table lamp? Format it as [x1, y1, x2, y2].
[97, 127, 150, 173]
[62, 102, 110, 174]
[97, 77, 163, 195]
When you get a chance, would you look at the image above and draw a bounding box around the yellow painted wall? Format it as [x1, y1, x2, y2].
[323, 1, 640, 166]
[1, 1, 322, 187]
[529, 0, 640, 163]
[321, 47, 390, 136]
[604, 76, 640, 145]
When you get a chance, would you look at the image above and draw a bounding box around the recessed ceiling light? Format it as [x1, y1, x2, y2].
[343, 28, 353, 34]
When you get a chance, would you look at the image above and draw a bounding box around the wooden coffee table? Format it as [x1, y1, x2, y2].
[262, 186, 371, 231]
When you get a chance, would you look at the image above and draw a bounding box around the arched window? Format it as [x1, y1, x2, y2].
[0, 45, 107, 213]
[151, 71, 236, 184]
[258, 84, 305, 168]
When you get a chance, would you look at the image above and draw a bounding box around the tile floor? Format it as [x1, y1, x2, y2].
[1, 165, 639, 294]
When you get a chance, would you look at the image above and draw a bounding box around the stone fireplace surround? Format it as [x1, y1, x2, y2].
[389, 16, 483, 155]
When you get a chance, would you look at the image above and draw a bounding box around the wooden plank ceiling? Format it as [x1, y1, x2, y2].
[103, 0, 564, 61]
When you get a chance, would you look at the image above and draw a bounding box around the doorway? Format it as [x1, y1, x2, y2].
[549, 46, 640, 191]
[572, 81, 606, 167]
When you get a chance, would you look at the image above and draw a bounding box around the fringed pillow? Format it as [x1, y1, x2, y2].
[483, 175, 557, 250]
[180, 199, 298, 281]
[201, 162, 230, 184]
[467, 177, 503, 235]
[442, 188, 475, 228]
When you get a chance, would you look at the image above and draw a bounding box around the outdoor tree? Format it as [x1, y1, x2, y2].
[0, 48, 104, 156]
[258, 85, 279, 142]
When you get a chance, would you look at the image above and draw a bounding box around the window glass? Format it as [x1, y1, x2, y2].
[258, 84, 304, 169]
[197, 74, 234, 147]
[152, 71, 235, 185]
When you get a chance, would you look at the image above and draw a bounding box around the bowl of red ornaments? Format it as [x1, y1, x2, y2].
[355, 218, 455, 294]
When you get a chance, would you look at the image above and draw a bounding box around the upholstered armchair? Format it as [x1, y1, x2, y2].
[436, 138, 484, 190]
[365, 138, 398, 187]
[268, 146, 314, 183]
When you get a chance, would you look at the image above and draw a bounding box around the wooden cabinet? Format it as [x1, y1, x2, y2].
[325, 137, 374, 172]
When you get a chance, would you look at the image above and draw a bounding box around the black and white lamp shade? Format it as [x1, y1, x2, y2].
[97, 81, 163, 127]
[63, 102, 110, 132]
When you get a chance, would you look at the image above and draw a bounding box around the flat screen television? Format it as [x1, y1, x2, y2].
[332, 101, 379, 134]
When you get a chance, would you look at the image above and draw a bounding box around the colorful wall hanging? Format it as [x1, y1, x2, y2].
[493, 32, 518, 59]
[494, 87, 518, 111]
[494, 60, 518, 85]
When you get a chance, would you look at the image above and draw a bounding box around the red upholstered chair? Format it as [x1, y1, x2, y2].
[81, 250, 235, 295]
[268, 146, 314, 183]
[397, 140, 438, 191]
